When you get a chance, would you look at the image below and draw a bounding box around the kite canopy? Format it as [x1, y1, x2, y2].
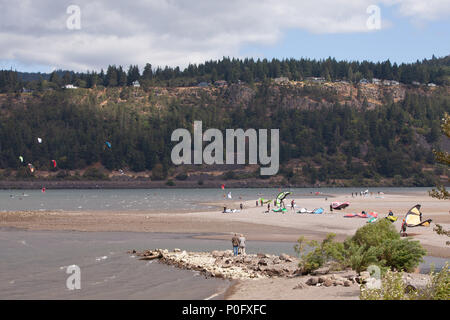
[331, 201, 350, 210]
[27, 163, 35, 173]
[405, 204, 432, 227]
[275, 191, 291, 206]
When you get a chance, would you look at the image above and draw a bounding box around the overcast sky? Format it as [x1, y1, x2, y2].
[0, 0, 449, 73]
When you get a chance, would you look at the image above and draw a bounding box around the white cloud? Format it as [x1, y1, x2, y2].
[0, 0, 448, 71]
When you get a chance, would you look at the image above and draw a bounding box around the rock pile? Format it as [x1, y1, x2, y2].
[130, 249, 300, 280]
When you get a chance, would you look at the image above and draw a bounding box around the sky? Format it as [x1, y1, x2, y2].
[0, 0, 449, 73]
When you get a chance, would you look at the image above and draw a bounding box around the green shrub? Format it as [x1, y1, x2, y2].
[360, 270, 410, 300]
[166, 179, 175, 186]
[378, 239, 426, 272]
[351, 219, 399, 247]
[418, 263, 450, 300]
[361, 264, 449, 300]
[295, 220, 427, 274]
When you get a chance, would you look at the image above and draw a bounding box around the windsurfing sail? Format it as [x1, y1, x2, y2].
[275, 191, 291, 207]
[312, 208, 324, 214]
[404, 204, 432, 227]
[105, 141, 112, 148]
[51, 160, 57, 168]
[19, 156, 23, 163]
[227, 192, 232, 199]
[221, 184, 225, 190]
[37, 137, 42, 144]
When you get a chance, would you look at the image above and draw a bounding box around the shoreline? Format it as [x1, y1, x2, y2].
[0, 180, 444, 190]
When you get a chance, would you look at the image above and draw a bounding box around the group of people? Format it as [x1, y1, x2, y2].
[231, 233, 246, 256]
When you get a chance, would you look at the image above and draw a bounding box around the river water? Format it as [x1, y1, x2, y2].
[0, 187, 431, 212]
[0, 228, 447, 299]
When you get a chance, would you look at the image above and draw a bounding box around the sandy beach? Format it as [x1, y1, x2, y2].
[1, 192, 449, 256]
[1, 191, 448, 300]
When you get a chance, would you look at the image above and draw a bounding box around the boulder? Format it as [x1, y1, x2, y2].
[223, 250, 233, 257]
[306, 277, 319, 286]
[323, 279, 334, 287]
[312, 267, 330, 275]
[280, 253, 294, 262]
[343, 280, 352, 287]
[360, 271, 371, 279]
[258, 259, 268, 266]
[265, 265, 284, 277]
[318, 276, 328, 283]
[211, 250, 223, 258]
[293, 282, 307, 290]
[173, 248, 181, 252]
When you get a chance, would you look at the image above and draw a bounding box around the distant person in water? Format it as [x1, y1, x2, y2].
[238, 234, 246, 255]
[232, 233, 240, 256]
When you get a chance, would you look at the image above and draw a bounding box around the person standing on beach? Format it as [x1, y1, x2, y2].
[291, 199, 295, 211]
[267, 202, 270, 213]
[238, 234, 246, 255]
[232, 234, 240, 256]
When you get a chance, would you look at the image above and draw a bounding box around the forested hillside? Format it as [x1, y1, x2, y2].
[0, 56, 449, 187]
[0, 78, 448, 187]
